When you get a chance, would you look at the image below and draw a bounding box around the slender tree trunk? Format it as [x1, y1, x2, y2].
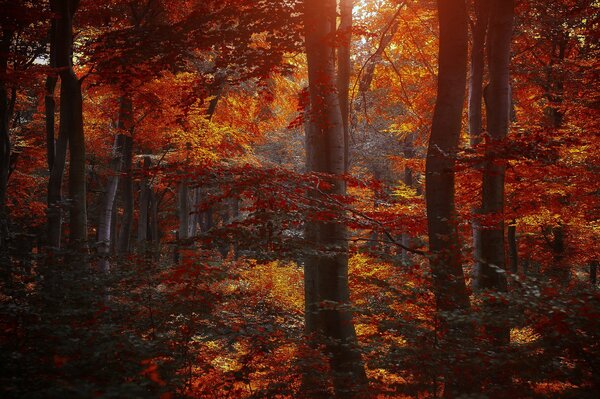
[544, 30, 569, 284]
[148, 188, 159, 245]
[507, 220, 518, 273]
[176, 177, 190, 262]
[117, 134, 133, 254]
[401, 133, 416, 263]
[45, 20, 57, 173]
[47, 125, 69, 248]
[479, 0, 514, 347]
[0, 29, 13, 256]
[425, 1, 474, 397]
[137, 156, 151, 248]
[468, 0, 490, 289]
[97, 97, 132, 268]
[303, 1, 368, 396]
[97, 133, 126, 273]
[591, 260, 598, 286]
[45, 4, 66, 249]
[64, 70, 87, 250]
[178, 180, 190, 241]
[337, 0, 353, 172]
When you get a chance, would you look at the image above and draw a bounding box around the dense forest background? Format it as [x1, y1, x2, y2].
[0, 0, 598, 398]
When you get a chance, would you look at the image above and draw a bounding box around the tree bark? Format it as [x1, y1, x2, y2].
[0, 29, 13, 256]
[178, 180, 190, 241]
[507, 220, 518, 273]
[137, 156, 151, 248]
[97, 95, 131, 270]
[45, 20, 57, 173]
[97, 134, 125, 272]
[303, 0, 368, 396]
[468, 0, 490, 289]
[479, 0, 514, 346]
[337, 0, 353, 173]
[425, 1, 474, 397]
[51, 0, 87, 251]
[401, 133, 416, 263]
[117, 134, 133, 254]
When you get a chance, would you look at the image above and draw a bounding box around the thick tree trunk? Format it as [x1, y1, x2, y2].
[0, 29, 13, 256]
[468, 0, 489, 289]
[425, 1, 474, 397]
[51, 0, 87, 252]
[303, 1, 368, 396]
[479, 0, 514, 346]
[117, 135, 133, 254]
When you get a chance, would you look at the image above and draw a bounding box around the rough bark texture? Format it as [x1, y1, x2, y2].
[479, 0, 514, 346]
[468, 0, 489, 289]
[425, 1, 474, 397]
[303, 0, 368, 396]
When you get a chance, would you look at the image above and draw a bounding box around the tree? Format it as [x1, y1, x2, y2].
[303, 0, 368, 396]
[46, 0, 87, 252]
[425, 0, 474, 397]
[468, 0, 490, 288]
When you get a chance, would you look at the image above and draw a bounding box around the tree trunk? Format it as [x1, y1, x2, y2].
[52, 0, 87, 251]
[591, 260, 598, 286]
[507, 220, 518, 273]
[303, 1, 368, 396]
[337, 0, 353, 172]
[178, 180, 190, 241]
[176, 177, 190, 262]
[117, 134, 133, 254]
[401, 133, 416, 263]
[45, 20, 57, 173]
[97, 131, 127, 272]
[137, 156, 151, 248]
[468, 0, 490, 289]
[479, 0, 513, 346]
[425, 1, 474, 397]
[0, 29, 13, 257]
[148, 188, 159, 245]
[97, 97, 132, 269]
